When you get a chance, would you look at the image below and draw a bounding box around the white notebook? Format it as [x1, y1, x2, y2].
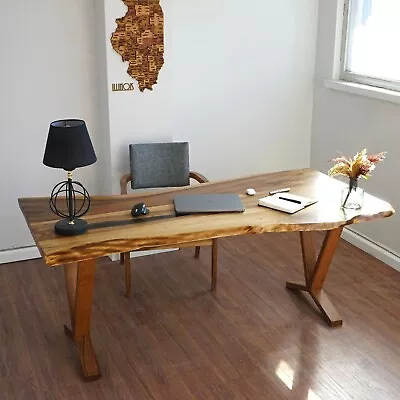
[258, 192, 317, 214]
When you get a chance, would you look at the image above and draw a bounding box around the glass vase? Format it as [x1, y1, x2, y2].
[341, 181, 364, 210]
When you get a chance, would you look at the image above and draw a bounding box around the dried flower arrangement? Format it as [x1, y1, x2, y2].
[328, 149, 386, 208]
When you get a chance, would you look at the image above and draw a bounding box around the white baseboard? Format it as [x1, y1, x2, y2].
[0, 246, 177, 265]
[342, 227, 400, 272]
[0, 245, 178, 265]
[0, 246, 41, 265]
[108, 248, 178, 262]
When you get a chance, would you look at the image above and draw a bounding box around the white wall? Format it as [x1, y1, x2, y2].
[0, 0, 100, 251]
[104, 0, 319, 194]
[311, 1, 400, 255]
[93, 1, 113, 196]
[0, 0, 319, 255]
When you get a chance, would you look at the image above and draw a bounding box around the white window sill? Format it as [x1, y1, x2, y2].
[324, 79, 400, 105]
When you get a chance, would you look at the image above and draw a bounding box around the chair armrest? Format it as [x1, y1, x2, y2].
[120, 173, 132, 194]
[122, 171, 207, 193]
[189, 171, 208, 184]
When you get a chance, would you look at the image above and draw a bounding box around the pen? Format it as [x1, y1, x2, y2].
[269, 187, 291, 195]
[279, 196, 301, 204]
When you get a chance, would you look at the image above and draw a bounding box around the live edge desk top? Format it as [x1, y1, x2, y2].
[19, 168, 394, 267]
[18, 168, 394, 381]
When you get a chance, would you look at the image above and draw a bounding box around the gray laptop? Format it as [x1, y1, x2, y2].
[174, 194, 245, 216]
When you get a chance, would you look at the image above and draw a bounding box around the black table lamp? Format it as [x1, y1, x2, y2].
[43, 119, 97, 236]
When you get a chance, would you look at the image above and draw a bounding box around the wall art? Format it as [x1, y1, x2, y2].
[111, 0, 164, 92]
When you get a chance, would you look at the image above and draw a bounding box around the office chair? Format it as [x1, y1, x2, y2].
[119, 142, 218, 296]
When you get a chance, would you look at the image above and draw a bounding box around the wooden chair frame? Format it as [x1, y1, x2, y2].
[120, 171, 218, 296]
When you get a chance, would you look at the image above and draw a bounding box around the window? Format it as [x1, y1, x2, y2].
[341, 0, 400, 92]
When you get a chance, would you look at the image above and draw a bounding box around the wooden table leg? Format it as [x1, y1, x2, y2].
[124, 252, 131, 297]
[64, 259, 101, 381]
[286, 228, 344, 327]
[211, 239, 218, 291]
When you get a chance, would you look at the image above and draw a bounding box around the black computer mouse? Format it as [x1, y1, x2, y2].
[131, 202, 150, 217]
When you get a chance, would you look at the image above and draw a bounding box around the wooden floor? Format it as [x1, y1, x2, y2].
[1, 232, 400, 399]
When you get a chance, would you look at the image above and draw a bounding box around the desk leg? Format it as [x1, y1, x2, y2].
[211, 239, 218, 291]
[64, 260, 101, 381]
[124, 252, 132, 297]
[286, 228, 344, 327]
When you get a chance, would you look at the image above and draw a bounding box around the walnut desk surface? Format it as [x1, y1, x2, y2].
[19, 168, 393, 266]
[18, 168, 394, 381]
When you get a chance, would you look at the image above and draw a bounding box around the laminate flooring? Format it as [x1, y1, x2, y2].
[1, 232, 400, 399]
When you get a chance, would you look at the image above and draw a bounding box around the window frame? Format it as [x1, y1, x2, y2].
[340, 0, 400, 93]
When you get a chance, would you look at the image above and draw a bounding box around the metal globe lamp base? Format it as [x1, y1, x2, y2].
[49, 171, 92, 236]
[55, 218, 88, 236]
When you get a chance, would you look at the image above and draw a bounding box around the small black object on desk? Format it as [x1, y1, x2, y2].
[278, 196, 302, 204]
[131, 202, 150, 217]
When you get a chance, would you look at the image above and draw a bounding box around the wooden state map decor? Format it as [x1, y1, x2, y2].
[111, 0, 164, 92]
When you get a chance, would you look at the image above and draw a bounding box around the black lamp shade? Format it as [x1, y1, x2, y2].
[43, 119, 97, 171]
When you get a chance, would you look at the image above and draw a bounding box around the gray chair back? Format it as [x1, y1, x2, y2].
[129, 142, 190, 189]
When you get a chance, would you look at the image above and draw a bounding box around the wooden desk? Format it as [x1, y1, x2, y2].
[18, 169, 394, 381]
